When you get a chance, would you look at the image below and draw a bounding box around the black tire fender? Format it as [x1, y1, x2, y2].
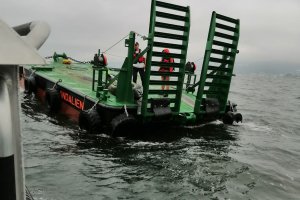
[111, 113, 138, 137]
[222, 111, 243, 124]
[45, 88, 61, 111]
[222, 111, 234, 125]
[24, 76, 37, 94]
[233, 113, 243, 123]
[78, 109, 102, 134]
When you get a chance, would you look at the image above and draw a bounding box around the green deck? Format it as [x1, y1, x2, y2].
[25, 62, 197, 113]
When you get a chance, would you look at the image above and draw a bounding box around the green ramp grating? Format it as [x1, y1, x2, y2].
[141, 0, 191, 118]
[194, 11, 240, 115]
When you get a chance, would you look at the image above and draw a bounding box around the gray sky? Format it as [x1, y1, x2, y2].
[1, 0, 300, 74]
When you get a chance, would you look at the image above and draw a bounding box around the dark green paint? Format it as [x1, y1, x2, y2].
[194, 11, 240, 115]
[116, 32, 135, 104]
[141, 0, 191, 118]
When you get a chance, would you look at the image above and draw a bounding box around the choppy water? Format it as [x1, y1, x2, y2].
[22, 74, 300, 200]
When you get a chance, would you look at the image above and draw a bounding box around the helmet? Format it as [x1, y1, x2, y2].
[162, 48, 170, 54]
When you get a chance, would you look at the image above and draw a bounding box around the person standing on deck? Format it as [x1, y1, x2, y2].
[132, 42, 146, 87]
[159, 48, 174, 97]
[185, 61, 196, 87]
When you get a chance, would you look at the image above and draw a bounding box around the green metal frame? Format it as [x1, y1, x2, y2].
[194, 11, 240, 115]
[92, 66, 109, 99]
[91, 50, 111, 101]
[141, 0, 191, 118]
[194, 12, 216, 114]
[141, 0, 156, 116]
[175, 7, 190, 112]
[115, 31, 136, 104]
[111, 32, 150, 105]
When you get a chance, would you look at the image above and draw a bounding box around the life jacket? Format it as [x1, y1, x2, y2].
[160, 48, 174, 72]
[191, 62, 196, 71]
[133, 49, 145, 64]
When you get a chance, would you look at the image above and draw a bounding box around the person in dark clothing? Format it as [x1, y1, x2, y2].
[185, 61, 197, 87]
[132, 42, 146, 87]
[185, 61, 196, 73]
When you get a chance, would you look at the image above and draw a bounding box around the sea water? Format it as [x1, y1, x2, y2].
[22, 74, 300, 200]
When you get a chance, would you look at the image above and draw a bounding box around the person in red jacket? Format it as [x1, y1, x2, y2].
[132, 42, 146, 87]
[159, 48, 174, 96]
[191, 62, 196, 72]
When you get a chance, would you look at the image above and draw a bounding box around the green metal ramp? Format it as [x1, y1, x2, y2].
[194, 12, 240, 115]
[141, 0, 190, 118]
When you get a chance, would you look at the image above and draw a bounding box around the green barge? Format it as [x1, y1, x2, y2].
[22, 0, 242, 137]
